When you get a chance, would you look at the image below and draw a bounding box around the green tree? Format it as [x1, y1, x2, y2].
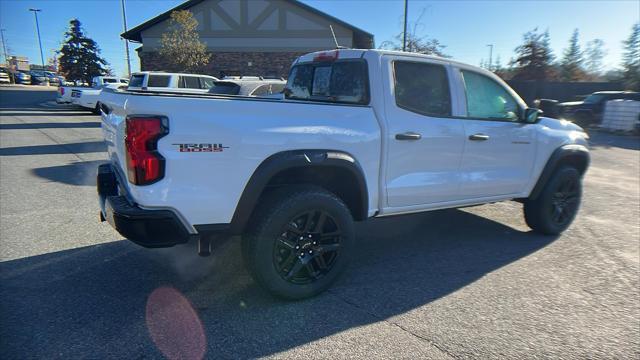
[621, 22, 640, 91]
[58, 19, 108, 84]
[511, 28, 556, 80]
[159, 10, 211, 72]
[560, 29, 587, 81]
[583, 39, 607, 79]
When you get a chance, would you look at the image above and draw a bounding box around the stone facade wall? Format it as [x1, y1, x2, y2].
[139, 51, 308, 79]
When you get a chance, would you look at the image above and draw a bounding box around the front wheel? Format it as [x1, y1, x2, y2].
[524, 166, 582, 235]
[242, 186, 355, 300]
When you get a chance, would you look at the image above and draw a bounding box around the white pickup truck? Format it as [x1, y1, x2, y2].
[98, 49, 589, 299]
[57, 76, 128, 111]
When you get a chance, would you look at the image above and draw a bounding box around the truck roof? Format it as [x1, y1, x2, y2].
[295, 49, 495, 75]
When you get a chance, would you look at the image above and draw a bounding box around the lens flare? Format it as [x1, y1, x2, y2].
[145, 287, 206, 360]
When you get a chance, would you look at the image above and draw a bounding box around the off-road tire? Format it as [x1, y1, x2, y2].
[524, 166, 582, 235]
[242, 185, 355, 300]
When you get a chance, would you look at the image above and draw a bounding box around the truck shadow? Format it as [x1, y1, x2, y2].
[0, 141, 106, 156]
[0, 209, 556, 359]
[0, 122, 101, 129]
[31, 160, 106, 186]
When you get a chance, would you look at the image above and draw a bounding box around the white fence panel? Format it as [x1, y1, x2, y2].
[600, 100, 640, 131]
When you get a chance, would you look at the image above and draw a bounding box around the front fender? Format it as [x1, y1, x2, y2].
[529, 144, 590, 200]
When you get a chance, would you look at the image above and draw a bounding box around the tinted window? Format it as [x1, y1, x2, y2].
[461, 70, 519, 121]
[394, 61, 451, 117]
[103, 78, 117, 84]
[285, 60, 369, 104]
[120, 79, 128, 83]
[179, 76, 201, 89]
[209, 82, 240, 95]
[129, 75, 144, 87]
[147, 75, 170, 87]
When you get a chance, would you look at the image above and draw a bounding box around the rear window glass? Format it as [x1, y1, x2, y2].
[285, 60, 369, 105]
[103, 78, 117, 84]
[129, 75, 144, 87]
[209, 82, 240, 95]
[147, 75, 171, 87]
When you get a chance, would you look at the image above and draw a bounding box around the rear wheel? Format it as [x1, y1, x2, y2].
[242, 186, 355, 300]
[524, 166, 582, 235]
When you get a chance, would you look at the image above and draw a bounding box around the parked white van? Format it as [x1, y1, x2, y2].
[127, 72, 218, 93]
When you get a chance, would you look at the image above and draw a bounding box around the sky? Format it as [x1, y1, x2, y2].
[0, 0, 638, 77]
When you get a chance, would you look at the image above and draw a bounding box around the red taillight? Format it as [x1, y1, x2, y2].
[125, 116, 168, 185]
[313, 50, 339, 62]
[60, 87, 64, 95]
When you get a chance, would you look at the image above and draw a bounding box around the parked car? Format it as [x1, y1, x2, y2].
[557, 91, 640, 127]
[29, 71, 49, 85]
[97, 49, 590, 300]
[127, 72, 218, 93]
[44, 72, 61, 86]
[14, 71, 31, 84]
[0, 70, 10, 84]
[209, 76, 286, 97]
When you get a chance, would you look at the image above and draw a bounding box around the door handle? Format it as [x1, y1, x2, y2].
[395, 132, 422, 141]
[469, 134, 490, 141]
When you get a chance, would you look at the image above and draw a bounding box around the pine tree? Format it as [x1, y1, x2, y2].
[511, 28, 555, 80]
[621, 22, 640, 91]
[159, 10, 211, 72]
[584, 39, 607, 79]
[560, 29, 587, 81]
[58, 19, 108, 84]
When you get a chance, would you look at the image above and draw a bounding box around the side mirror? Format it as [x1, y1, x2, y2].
[523, 107, 542, 124]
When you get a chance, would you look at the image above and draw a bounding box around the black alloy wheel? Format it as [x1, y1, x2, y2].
[273, 210, 341, 285]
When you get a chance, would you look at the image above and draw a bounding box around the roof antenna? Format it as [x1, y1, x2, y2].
[329, 25, 347, 49]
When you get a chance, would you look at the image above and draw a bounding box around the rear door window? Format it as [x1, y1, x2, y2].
[394, 61, 452, 117]
[285, 60, 369, 105]
[147, 75, 171, 87]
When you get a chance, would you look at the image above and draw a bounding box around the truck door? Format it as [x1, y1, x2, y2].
[455, 68, 536, 198]
[382, 56, 466, 208]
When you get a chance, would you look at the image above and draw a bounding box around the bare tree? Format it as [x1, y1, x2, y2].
[379, 8, 449, 57]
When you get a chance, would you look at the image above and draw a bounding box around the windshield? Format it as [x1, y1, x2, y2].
[285, 59, 369, 105]
[209, 82, 241, 95]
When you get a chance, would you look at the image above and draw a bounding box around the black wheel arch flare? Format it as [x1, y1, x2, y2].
[528, 144, 590, 200]
[228, 149, 369, 235]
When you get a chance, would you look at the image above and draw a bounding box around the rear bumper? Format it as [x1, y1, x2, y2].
[97, 164, 196, 248]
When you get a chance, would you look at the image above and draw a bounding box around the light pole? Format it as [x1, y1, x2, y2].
[402, 0, 408, 52]
[29, 8, 46, 73]
[486, 44, 494, 71]
[120, 0, 132, 77]
[0, 28, 13, 83]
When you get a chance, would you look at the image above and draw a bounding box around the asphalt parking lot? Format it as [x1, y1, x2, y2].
[0, 85, 638, 359]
